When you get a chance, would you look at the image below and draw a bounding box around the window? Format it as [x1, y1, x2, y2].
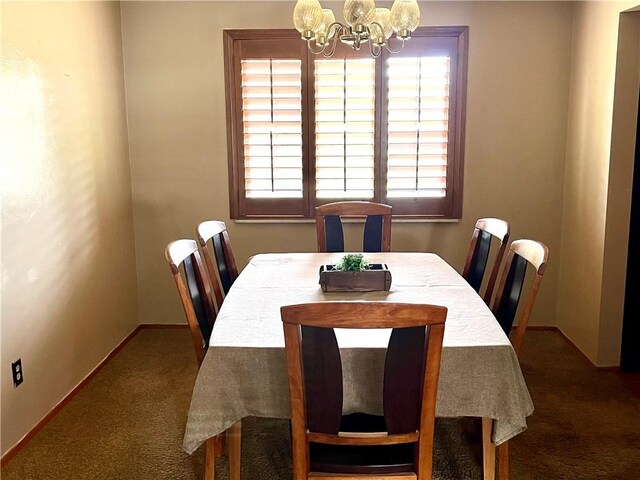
[224, 27, 468, 219]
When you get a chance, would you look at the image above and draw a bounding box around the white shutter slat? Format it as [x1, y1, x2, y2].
[316, 98, 374, 110]
[243, 99, 301, 111]
[316, 167, 373, 179]
[388, 144, 448, 156]
[387, 154, 448, 168]
[316, 156, 373, 167]
[241, 58, 303, 199]
[314, 58, 376, 199]
[388, 189, 446, 198]
[387, 166, 447, 178]
[244, 133, 302, 146]
[245, 158, 303, 169]
[386, 56, 450, 199]
[316, 110, 375, 122]
[317, 133, 373, 146]
[243, 122, 301, 134]
[244, 166, 302, 177]
[388, 109, 449, 122]
[388, 121, 449, 132]
[316, 122, 374, 134]
[316, 145, 374, 156]
[388, 131, 448, 143]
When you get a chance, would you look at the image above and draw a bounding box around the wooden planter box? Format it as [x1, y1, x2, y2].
[319, 264, 392, 293]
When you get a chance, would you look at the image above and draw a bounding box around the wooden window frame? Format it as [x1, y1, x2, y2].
[224, 26, 468, 220]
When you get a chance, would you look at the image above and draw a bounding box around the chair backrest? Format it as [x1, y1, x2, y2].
[462, 218, 510, 304]
[281, 302, 447, 479]
[315, 201, 392, 253]
[492, 239, 549, 355]
[197, 220, 239, 299]
[165, 239, 217, 366]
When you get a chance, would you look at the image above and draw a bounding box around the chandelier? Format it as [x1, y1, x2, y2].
[293, 0, 420, 58]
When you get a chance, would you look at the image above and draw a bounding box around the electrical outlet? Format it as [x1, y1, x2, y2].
[11, 359, 23, 387]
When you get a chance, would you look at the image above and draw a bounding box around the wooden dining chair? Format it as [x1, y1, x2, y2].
[462, 218, 510, 304]
[490, 239, 548, 480]
[281, 302, 447, 480]
[197, 220, 239, 299]
[491, 239, 549, 356]
[165, 239, 240, 480]
[165, 239, 218, 366]
[315, 201, 392, 253]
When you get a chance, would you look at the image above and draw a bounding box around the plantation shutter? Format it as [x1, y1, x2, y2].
[230, 35, 309, 217]
[386, 56, 450, 198]
[241, 58, 303, 198]
[313, 57, 376, 199]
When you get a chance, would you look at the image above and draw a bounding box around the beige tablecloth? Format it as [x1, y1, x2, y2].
[183, 252, 534, 454]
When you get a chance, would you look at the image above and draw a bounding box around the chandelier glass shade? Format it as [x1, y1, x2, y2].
[293, 0, 421, 58]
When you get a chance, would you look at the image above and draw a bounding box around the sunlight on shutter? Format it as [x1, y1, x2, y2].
[315, 58, 375, 199]
[386, 57, 450, 198]
[242, 59, 303, 198]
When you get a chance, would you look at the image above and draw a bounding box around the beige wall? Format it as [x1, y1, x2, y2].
[0, 1, 138, 455]
[122, 1, 573, 327]
[557, 1, 639, 365]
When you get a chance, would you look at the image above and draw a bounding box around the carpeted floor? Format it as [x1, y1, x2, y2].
[2, 329, 639, 479]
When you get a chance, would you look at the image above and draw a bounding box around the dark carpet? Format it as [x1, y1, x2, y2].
[2, 329, 639, 479]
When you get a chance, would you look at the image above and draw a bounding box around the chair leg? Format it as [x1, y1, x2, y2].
[228, 421, 242, 480]
[204, 437, 217, 480]
[215, 433, 226, 457]
[498, 441, 510, 480]
[482, 417, 495, 480]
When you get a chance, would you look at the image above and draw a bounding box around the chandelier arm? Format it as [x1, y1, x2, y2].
[327, 22, 344, 39]
[322, 27, 343, 58]
[368, 41, 382, 59]
[384, 36, 406, 54]
[307, 39, 327, 55]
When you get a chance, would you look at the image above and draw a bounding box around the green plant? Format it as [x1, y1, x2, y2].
[333, 254, 370, 272]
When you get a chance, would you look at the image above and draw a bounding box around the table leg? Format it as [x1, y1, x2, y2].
[228, 421, 242, 480]
[204, 437, 217, 480]
[482, 417, 496, 480]
[498, 440, 510, 480]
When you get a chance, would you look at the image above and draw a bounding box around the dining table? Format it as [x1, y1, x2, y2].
[183, 252, 534, 480]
